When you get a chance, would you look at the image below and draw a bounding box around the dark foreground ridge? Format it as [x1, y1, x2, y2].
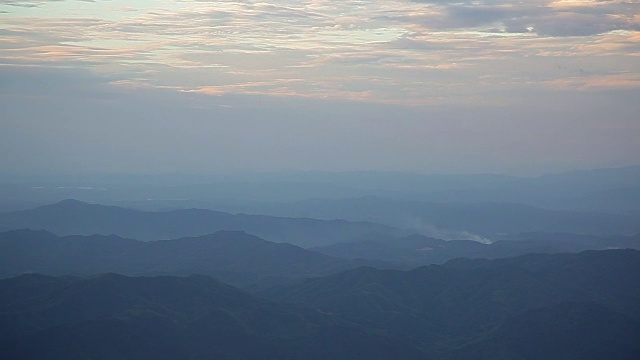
[1, 249, 639, 359]
[262, 249, 640, 359]
[0, 273, 423, 360]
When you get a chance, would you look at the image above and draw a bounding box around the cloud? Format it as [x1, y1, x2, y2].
[1, 0, 60, 7]
[0, 0, 100, 8]
[530, 12, 640, 36]
[396, 0, 640, 36]
[542, 72, 640, 91]
[1, 0, 639, 105]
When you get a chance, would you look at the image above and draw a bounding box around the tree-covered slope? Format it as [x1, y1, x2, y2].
[0, 229, 394, 287]
[263, 250, 640, 354]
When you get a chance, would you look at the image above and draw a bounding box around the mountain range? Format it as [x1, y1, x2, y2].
[1, 249, 638, 359]
[0, 229, 394, 287]
[2, 199, 639, 248]
[0, 199, 403, 247]
[210, 196, 640, 238]
[4, 228, 638, 287]
[1, 166, 639, 358]
[313, 232, 640, 266]
[2, 166, 639, 213]
[0, 273, 424, 360]
[261, 249, 640, 358]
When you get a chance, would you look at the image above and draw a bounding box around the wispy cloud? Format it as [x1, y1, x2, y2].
[1, 0, 638, 104]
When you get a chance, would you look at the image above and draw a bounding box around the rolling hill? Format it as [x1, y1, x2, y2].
[313, 233, 640, 266]
[0, 199, 405, 247]
[245, 196, 640, 238]
[0, 229, 396, 287]
[262, 249, 640, 354]
[0, 273, 425, 360]
[2, 249, 638, 359]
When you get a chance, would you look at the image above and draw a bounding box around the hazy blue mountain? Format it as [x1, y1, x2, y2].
[0, 229, 397, 287]
[0, 200, 42, 214]
[495, 231, 640, 246]
[282, 166, 640, 213]
[0, 199, 405, 247]
[228, 197, 640, 238]
[2, 165, 639, 213]
[569, 186, 640, 213]
[0, 273, 425, 360]
[313, 233, 640, 266]
[262, 249, 640, 353]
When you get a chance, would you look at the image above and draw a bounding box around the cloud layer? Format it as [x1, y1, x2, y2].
[1, 0, 639, 174]
[2, 0, 638, 103]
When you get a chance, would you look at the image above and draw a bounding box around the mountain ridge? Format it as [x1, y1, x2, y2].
[0, 272, 426, 360]
[2, 249, 638, 359]
[0, 229, 398, 287]
[261, 249, 640, 350]
[0, 199, 405, 247]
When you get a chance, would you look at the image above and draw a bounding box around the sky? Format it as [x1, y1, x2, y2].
[1, 0, 639, 176]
